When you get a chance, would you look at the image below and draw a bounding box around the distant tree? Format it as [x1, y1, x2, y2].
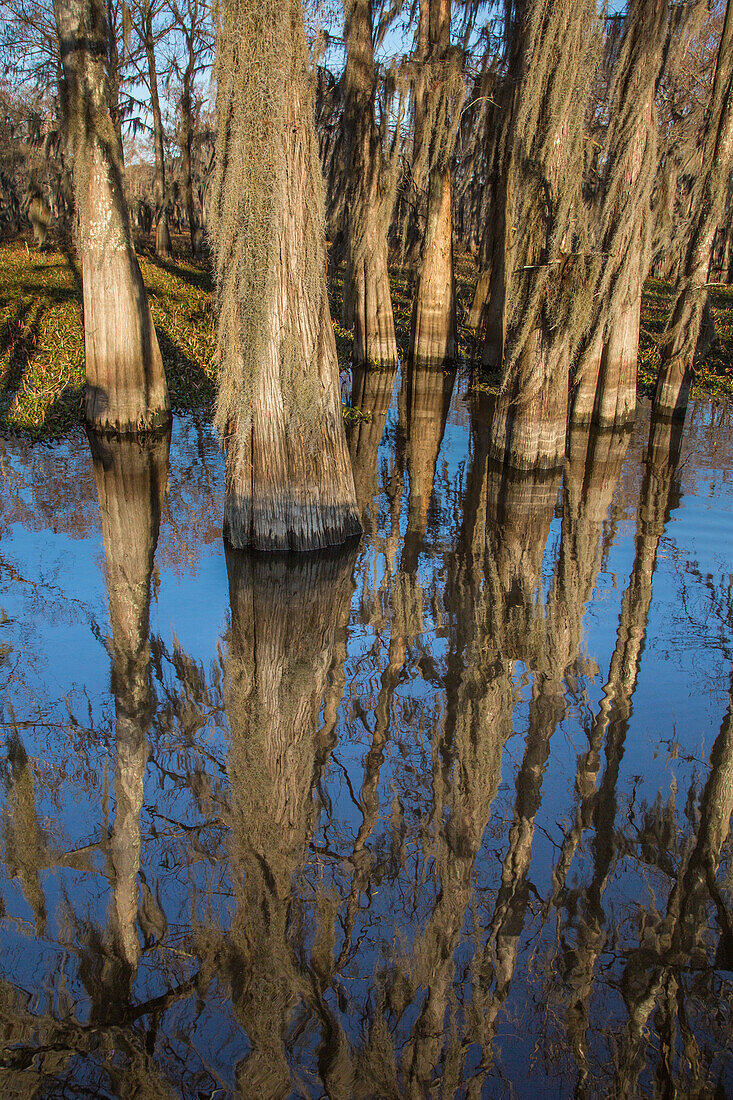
[54, 0, 170, 431]
[210, 0, 361, 550]
[128, 0, 172, 257]
[341, 0, 401, 367]
[409, 0, 462, 365]
[166, 0, 212, 258]
[654, 0, 733, 418]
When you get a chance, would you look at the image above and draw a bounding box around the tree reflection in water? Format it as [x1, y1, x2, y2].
[0, 384, 731, 1096]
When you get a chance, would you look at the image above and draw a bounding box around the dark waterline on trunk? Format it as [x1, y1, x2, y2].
[0, 379, 732, 1096]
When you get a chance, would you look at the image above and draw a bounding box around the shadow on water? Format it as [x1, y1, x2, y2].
[0, 379, 732, 1095]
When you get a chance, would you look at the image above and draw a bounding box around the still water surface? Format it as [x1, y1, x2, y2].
[0, 367, 732, 1098]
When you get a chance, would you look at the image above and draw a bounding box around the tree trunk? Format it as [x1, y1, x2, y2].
[570, 0, 672, 428]
[654, 0, 733, 419]
[466, 267, 490, 331]
[211, 0, 361, 551]
[411, 165, 456, 363]
[144, 4, 171, 259]
[489, 328, 571, 470]
[410, 0, 456, 365]
[54, 0, 170, 433]
[401, 0, 431, 268]
[181, 48, 198, 258]
[482, 0, 599, 466]
[573, 273, 642, 428]
[341, 0, 398, 366]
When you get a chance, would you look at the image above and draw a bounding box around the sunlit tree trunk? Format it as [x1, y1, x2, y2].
[483, 0, 599, 468]
[654, 0, 733, 419]
[211, 0, 361, 551]
[410, 0, 456, 365]
[489, 332, 572, 470]
[54, 0, 170, 433]
[341, 0, 399, 366]
[572, 0, 674, 428]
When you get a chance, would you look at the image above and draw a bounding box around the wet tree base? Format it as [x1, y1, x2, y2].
[2, 237, 732, 442]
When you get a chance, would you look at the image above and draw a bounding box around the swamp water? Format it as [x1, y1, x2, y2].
[0, 367, 732, 1098]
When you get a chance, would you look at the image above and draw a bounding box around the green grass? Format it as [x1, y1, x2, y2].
[0, 236, 217, 440]
[639, 278, 733, 400]
[1, 235, 730, 442]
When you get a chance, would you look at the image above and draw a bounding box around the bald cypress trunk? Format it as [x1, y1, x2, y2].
[54, 0, 170, 433]
[341, 0, 398, 366]
[654, 0, 733, 419]
[410, 0, 457, 365]
[571, 0, 673, 429]
[489, 329, 572, 470]
[211, 0, 361, 551]
[484, 0, 599, 469]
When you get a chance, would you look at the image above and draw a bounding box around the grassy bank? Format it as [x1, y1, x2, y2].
[0, 238, 216, 439]
[1, 236, 731, 441]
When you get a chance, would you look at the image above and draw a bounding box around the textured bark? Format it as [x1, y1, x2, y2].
[573, 281, 641, 428]
[143, 3, 171, 259]
[571, 0, 671, 430]
[466, 267, 490, 331]
[482, 0, 598, 464]
[87, 428, 170, 1009]
[400, 0, 431, 268]
[221, 544, 357, 1095]
[341, 0, 398, 366]
[213, 0, 361, 552]
[411, 166, 456, 364]
[410, 0, 456, 365]
[654, 0, 733, 419]
[489, 330, 571, 470]
[54, 0, 170, 434]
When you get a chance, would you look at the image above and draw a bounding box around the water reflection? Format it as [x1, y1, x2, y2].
[219, 545, 358, 1095]
[0, 387, 731, 1096]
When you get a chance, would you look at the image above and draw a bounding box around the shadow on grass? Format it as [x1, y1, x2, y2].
[145, 252, 214, 294]
[0, 301, 46, 413]
[155, 326, 215, 415]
